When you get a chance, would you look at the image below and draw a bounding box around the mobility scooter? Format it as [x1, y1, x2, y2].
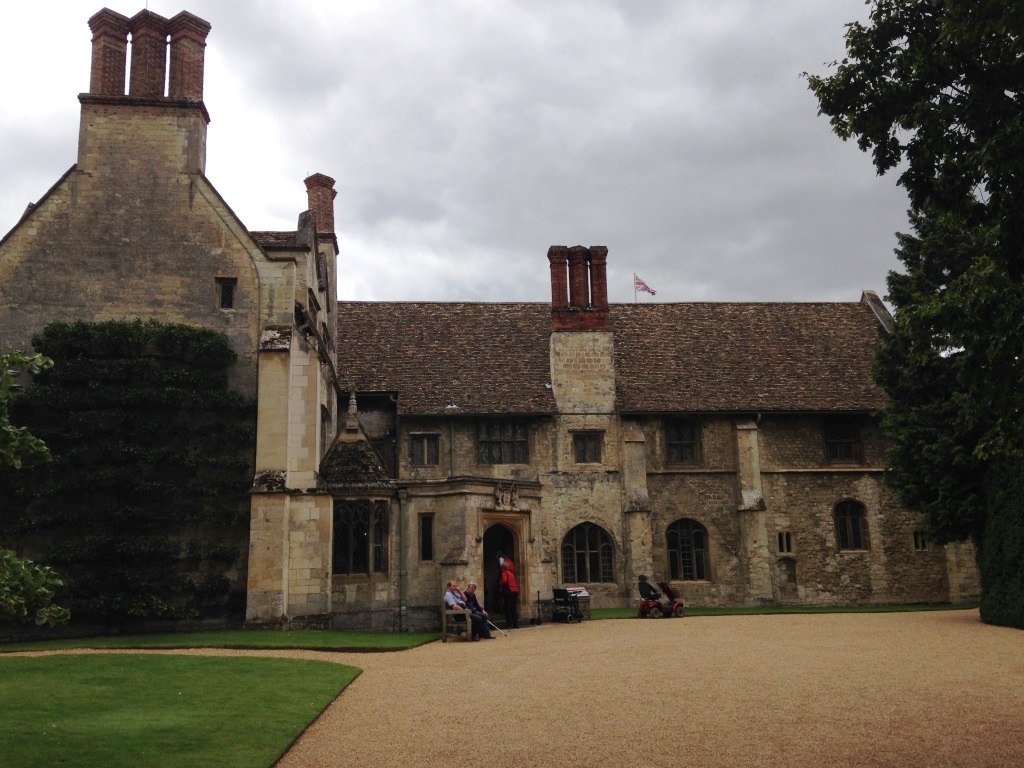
[637, 575, 686, 618]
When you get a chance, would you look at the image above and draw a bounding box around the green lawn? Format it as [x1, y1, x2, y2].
[0, 629, 438, 653]
[0, 654, 359, 768]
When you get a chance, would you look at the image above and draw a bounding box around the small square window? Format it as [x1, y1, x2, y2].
[216, 277, 237, 309]
[573, 432, 602, 463]
[825, 420, 861, 463]
[913, 531, 928, 551]
[411, 434, 439, 466]
[777, 531, 793, 553]
[666, 419, 700, 464]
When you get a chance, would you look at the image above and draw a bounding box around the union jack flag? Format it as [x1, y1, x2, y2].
[633, 273, 656, 296]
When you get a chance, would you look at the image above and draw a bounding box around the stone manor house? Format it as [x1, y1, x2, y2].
[0, 8, 979, 631]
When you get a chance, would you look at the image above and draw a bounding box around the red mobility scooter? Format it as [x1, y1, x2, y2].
[637, 575, 686, 618]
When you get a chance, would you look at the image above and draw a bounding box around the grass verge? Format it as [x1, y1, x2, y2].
[0, 654, 359, 768]
[590, 602, 979, 620]
[0, 629, 438, 654]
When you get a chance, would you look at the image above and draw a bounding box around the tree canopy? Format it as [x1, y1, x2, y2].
[806, 0, 1024, 545]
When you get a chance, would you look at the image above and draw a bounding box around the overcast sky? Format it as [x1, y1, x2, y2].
[0, 1, 908, 305]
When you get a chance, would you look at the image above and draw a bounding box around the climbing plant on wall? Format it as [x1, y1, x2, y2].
[0, 320, 256, 624]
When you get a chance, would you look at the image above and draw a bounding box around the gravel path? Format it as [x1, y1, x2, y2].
[12, 610, 1024, 767]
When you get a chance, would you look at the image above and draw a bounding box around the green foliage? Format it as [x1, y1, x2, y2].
[806, 2, 1024, 550]
[0, 353, 69, 627]
[0, 320, 256, 624]
[0, 351, 53, 469]
[978, 460, 1024, 628]
[0, 549, 70, 627]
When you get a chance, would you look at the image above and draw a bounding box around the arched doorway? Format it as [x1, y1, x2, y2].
[482, 524, 515, 617]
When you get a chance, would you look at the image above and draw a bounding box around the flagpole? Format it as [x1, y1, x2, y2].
[633, 273, 637, 304]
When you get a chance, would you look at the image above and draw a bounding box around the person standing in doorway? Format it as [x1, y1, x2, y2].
[499, 561, 520, 629]
[497, 550, 514, 572]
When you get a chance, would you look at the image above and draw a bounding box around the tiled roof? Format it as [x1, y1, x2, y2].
[335, 301, 886, 416]
[612, 302, 885, 413]
[337, 302, 557, 415]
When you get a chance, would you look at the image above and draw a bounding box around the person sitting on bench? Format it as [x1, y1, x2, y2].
[444, 580, 486, 641]
[463, 582, 494, 639]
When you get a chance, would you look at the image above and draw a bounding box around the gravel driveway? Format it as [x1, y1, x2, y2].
[13, 609, 1022, 767]
[275, 609, 1023, 768]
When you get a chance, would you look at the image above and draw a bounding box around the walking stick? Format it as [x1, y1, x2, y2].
[486, 617, 509, 637]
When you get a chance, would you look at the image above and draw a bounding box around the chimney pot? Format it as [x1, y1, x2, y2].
[168, 12, 212, 100]
[567, 246, 589, 309]
[547, 246, 569, 309]
[128, 11, 170, 97]
[588, 246, 609, 311]
[88, 9, 130, 96]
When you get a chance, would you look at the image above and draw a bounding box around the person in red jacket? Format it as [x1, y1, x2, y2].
[498, 561, 520, 629]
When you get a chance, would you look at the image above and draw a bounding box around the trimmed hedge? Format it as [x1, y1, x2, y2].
[0, 320, 255, 625]
[979, 459, 1024, 628]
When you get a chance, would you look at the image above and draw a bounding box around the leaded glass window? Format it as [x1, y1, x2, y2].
[561, 523, 614, 583]
[333, 500, 388, 575]
[667, 519, 709, 580]
[477, 420, 528, 464]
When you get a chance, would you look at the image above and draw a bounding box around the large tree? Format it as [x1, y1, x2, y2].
[806, 1, 1024, 623]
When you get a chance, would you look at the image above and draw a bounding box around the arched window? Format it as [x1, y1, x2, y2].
[834, 500, 868, 551]
[561, 523, 614, 583]
[333, 500, 389, 575]
[667, 519, 709, 581]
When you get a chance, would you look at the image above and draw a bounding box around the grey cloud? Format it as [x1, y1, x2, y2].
[1, 0, 907, 307]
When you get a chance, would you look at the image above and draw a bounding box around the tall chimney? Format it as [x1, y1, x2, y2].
[548, 246, 569, 309]
[88, 9, 130, 96]
[168, 12, 211, 100]
[128, 11, 169, 98]
[304, 173, 337, 233]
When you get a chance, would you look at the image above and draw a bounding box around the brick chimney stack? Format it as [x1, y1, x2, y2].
[549, 245, 610, 331]
[88, 9, 130, 96]
[169, 12, 212, 100]
[78, 9, 212, 176]
[128, 11, 169, 98]
[304, 173, 337, 233]
[87, 9, 211, 101]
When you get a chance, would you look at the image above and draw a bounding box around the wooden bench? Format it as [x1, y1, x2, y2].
[442, 605, 471, 642]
